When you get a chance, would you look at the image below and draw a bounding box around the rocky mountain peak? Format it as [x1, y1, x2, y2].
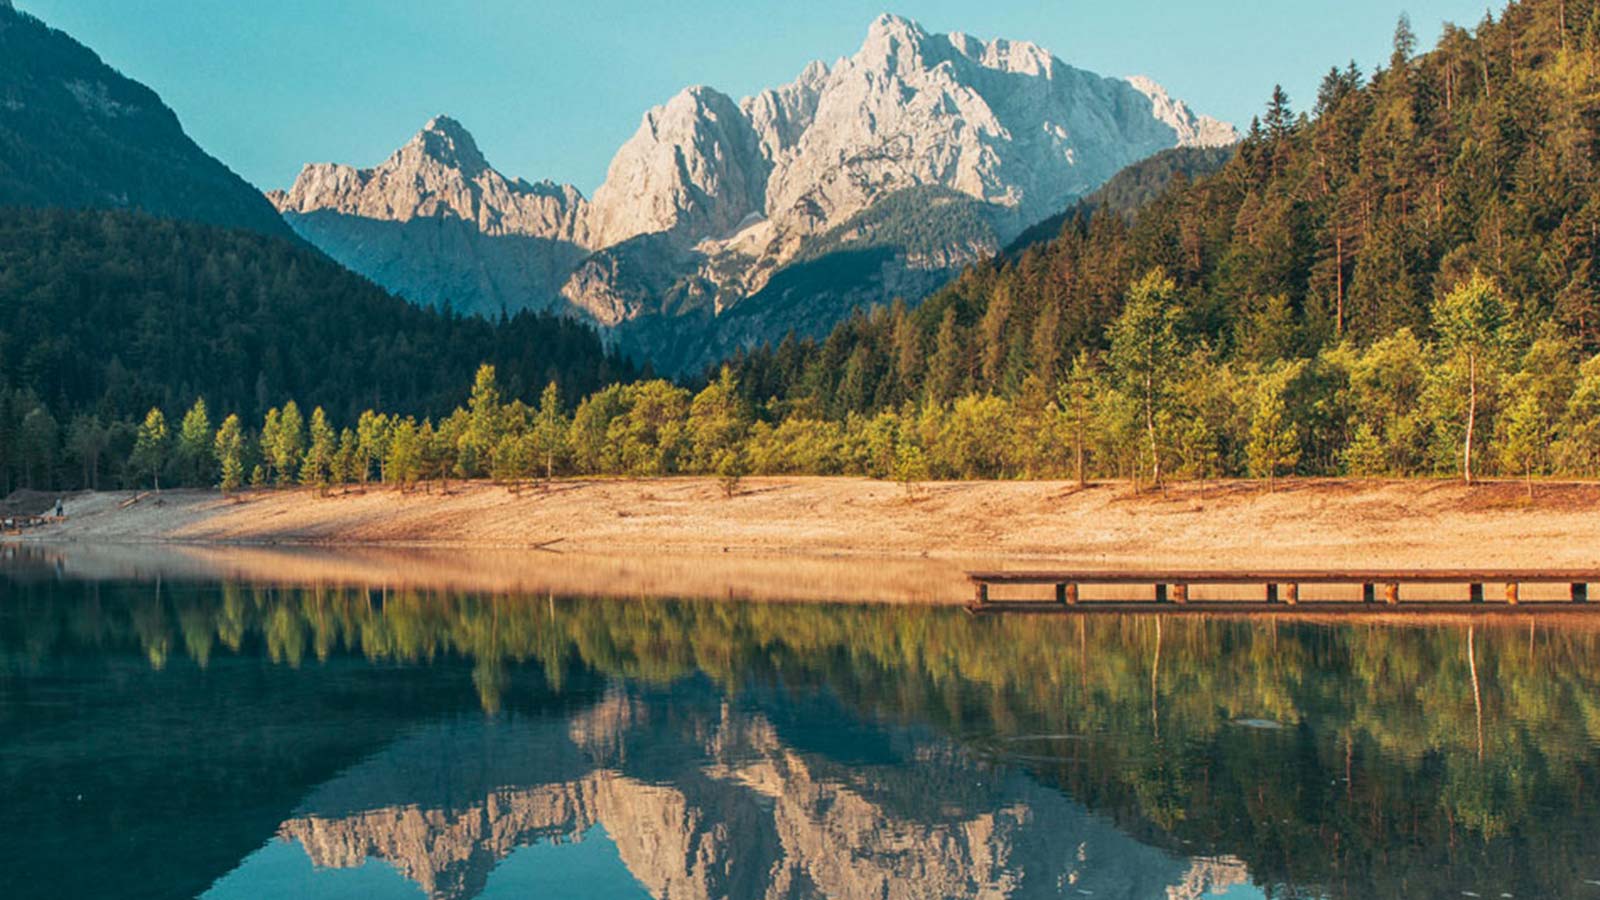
[860, 12, 929, 61]
[586, 84, 768, 248]
[409, 114, 489, 176]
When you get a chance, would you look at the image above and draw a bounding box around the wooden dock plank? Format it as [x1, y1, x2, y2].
[968, 569, 1600, 586]
[965, 568, 1600, 615]
[966, 600, 1600, 617]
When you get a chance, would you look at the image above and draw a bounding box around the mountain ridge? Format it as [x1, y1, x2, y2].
[272, 13, 1238, 369]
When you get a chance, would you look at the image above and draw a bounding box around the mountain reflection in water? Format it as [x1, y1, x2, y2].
[3, 558, 1600, 899]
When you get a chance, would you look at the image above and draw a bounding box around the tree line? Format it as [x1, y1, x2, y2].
[28, 260, 1592, 497]
[0, 206, 635, 493]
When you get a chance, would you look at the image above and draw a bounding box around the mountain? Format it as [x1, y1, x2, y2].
[276, 13, 1235, 371]
[268, 116, 590, 317]
[0, 3, 290, 237]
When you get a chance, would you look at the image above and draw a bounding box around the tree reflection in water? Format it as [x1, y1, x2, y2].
[4, 576, 1600, 899]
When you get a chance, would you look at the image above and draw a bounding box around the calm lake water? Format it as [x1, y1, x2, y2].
[4, 553, 1600, 899]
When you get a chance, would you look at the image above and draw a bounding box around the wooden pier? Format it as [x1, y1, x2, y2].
[966, 569, 1600, 616]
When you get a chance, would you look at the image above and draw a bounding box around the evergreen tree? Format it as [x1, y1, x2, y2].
[214, 414, 245, 496]
[132, 408, 168, 492]
[355, 410, 389, 485]
[385, 419, 422, 490]
[531, 382, 570, 481]
[177, 398, 214, 487]
[333, 428, 359, 488]
[299, 407, 337, 493]
[272, 401, 305, 487]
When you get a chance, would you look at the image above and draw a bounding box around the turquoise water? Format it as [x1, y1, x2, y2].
[4, 559, 1600, 899]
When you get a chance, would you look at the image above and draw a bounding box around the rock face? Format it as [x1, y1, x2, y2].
[586, 87, 768, 250]
[275, 13, 1236, 368]
[268, 116, 589, 316]
[0, 4, 291, 237]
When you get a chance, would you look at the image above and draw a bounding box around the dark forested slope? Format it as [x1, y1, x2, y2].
[0, 4, 290, 236]
[0, 207, 632, 428]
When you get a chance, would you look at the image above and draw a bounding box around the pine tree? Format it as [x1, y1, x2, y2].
[260, 407, 281, 484]
[132, 408, 169, 492]
[333, 428, 359, 488]
[1060, 351, 1100, 487]
[177, 398, 214, 487]
[356, 410, 389, 485]
[531, 382, 569, 481]
[214, 414, 245, 496]
[463, 364, 504, 479]
[267, 402, 305, 487]
[299, 407, 336, 493]
[927, 308, 965, 405]
[385, 419, 422, 490]
[1265, 85, 1294, 139]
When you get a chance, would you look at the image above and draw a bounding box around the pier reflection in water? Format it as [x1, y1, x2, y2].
[3, 556, 1600, 899]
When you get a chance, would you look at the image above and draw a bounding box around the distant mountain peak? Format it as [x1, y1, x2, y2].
[403, 114, 488, 176]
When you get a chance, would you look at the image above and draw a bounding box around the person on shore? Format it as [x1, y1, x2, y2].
[54, 498, 63, 519]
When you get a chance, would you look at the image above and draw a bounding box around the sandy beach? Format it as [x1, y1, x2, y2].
[5, 477, 1599, 604]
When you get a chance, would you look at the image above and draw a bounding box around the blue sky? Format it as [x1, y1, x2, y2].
[16, 0, 1500, 195]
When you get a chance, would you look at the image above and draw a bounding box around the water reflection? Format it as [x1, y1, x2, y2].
[3, 563, 1600, 899]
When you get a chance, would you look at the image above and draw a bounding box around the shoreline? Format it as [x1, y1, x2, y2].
[8, 476, 1600, 603]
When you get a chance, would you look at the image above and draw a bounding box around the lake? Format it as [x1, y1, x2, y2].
[3, 548, 1600, 899]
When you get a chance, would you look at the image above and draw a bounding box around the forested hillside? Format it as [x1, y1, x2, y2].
[710, 0, 1600, 484]
[0, 208, 633, 493]
[0, 5, 291, 236]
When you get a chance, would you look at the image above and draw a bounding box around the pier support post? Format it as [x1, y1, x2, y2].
[1285, 584, 1299, 605]
[1469, 583, 1484, 604]
[1574, 583, 1590, 604]
[1154, 584, 1169, 603]
[1363, 583, 1376, 604]
[1506, 583, 1520, 605]
[1174, 584, 1189, 604]
[1266, 584, 1279, 604]
[1385, 583, 1400, 605]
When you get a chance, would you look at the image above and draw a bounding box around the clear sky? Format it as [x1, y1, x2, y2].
[15, 0, 1501, 195]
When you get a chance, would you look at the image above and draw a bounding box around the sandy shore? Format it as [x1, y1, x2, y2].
[6, 477, 1600, 603]
[20, 476, 1600, 564]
